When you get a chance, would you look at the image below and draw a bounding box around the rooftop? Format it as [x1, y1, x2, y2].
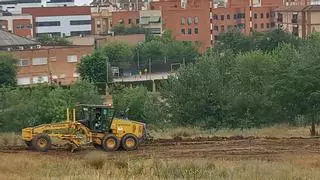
[0, 30, 39, 47]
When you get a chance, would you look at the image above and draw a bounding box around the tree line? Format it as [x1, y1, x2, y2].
[1, 28, 320, 134]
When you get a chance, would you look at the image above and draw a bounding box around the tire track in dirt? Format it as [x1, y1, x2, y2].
[1, 136, 320, 160]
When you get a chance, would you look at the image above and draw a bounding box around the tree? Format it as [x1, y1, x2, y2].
[272, 38, 320, 135]
[0, 52, 18, 87]
[0, 81, 101, 132]
[113, 86, 148, 121]
[37, 35, 72, 46]
[102, 42, 134, 69]
[77, 50, 113, 84]
[161, 50, 236, 127]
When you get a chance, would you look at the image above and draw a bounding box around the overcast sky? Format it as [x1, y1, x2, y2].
[75, 0, 92, 5]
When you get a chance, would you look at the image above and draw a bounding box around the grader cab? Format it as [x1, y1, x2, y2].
[22, 104, 147, 152]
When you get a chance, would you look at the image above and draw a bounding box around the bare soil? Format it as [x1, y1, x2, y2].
[1, 136, 320, 161]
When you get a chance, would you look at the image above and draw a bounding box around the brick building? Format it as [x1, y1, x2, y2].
[111, 10, 140, 28]
[210, 0, 284, 43]
[91, 9, 112, 35]
[13, 45, 94, 85]
[22, 6, 92, 37]
[150, 0, 211, 52]
[275, 0, 320, 38]
[0, 13, 33, 37]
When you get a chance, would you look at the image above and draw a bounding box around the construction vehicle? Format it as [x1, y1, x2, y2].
[21, 104, 147, 152]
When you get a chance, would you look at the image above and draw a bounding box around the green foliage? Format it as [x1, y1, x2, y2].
[112, 86, 167, 126]
[37, 35, 72, 46]
[0, 81, 101, 132]
[77, 50, 113, 83]
[112, 24, 151, 36]
[103, 42, 134, 69]
[215, 28, 301, 54]
[0, 52, 18, 87]
[138, 30, 200, 63]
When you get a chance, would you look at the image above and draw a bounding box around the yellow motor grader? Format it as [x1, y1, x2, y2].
[21, 104, 147, 152]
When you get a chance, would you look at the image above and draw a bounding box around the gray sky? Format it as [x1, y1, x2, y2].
[75, 0, 92, 5]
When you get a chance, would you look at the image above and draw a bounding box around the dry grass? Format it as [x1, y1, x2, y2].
[0, 132, 23, 146]
[150, 124, 312, 139]
[0, 152, 320, 180]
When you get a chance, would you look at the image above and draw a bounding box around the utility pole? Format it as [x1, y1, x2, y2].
[106, 58, 109, 96]
[149, 58, 152, 80]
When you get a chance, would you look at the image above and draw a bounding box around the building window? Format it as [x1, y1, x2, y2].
[17, 77, 31, 85]
[32, 76, 48, 84]
[254, 24, 257, 29]
[32, 57, 47, 65]
[181, 17, 186, 25]
[271, 22, 275, 27]
[181, 28, 185, 34]
[70, 20, 91, 25]
[36, 21, 60, 27]
[70, 31, 91, 36]
[213, 14, 218, 20]
[36, 32, 61, 37]
[237, 13, 245, 19]
[214, 26, 218, 31]
[67, 55, 78, 63]
[194, 17, 199, 24]
[267, 23, 270, 28]
[260, 13, 264, 18]
[16, 24, 24, 29]
[187, 17, 192, 25]
[128, 19, 132, 24]
[136, 19, 140, 24]
[220, 15, 224, 20]
[234, 14, 237, 19]
[188, 28, 192, 34]
[254, 13, 257, 19]
[194, 28, 199, 34]
[227, 14, 230, 20]
[214, 35, 218, 41]
[261, 23, 264, 29]
[19, 59, 29, 66]
[266, 13, 270, 18]
[221, 25, 225, 32]
[97, 24, 101, 28]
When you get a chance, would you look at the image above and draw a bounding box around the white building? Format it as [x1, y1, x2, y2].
[22, 6, 92, 37]
[0, 0, 74, 14]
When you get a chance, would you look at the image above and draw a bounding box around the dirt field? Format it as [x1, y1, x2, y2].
[1, 135, 320, 179]
[1, 136, 320, 160]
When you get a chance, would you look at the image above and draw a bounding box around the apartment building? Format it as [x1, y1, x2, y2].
[13, 45, 94, 85]
[0, 0, 74, 14]
[0, 12, 33, 37]
[275, 0, 320, 38]
[139, 10, 162, 35]
[112, 10, 140, 28]
[151, 0, 211, 52]
[210, 0, 283, 43]
[91, 9, 112, 35]
[22, 6, 92, 37]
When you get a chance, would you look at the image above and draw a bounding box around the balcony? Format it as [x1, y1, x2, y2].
[291, 18, 298, 24]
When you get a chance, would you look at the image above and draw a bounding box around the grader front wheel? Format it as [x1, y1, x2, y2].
[32, 134, 52, 152]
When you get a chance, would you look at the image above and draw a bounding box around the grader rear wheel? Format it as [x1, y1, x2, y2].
[121, 134, 138, 151]
[32, 134, 52, 152]
[102, 134, 120, 152]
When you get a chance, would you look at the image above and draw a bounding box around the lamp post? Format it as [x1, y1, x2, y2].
[106, 58, 109, 96]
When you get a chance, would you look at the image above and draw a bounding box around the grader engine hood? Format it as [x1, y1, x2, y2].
[111, 118, 147, 140]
